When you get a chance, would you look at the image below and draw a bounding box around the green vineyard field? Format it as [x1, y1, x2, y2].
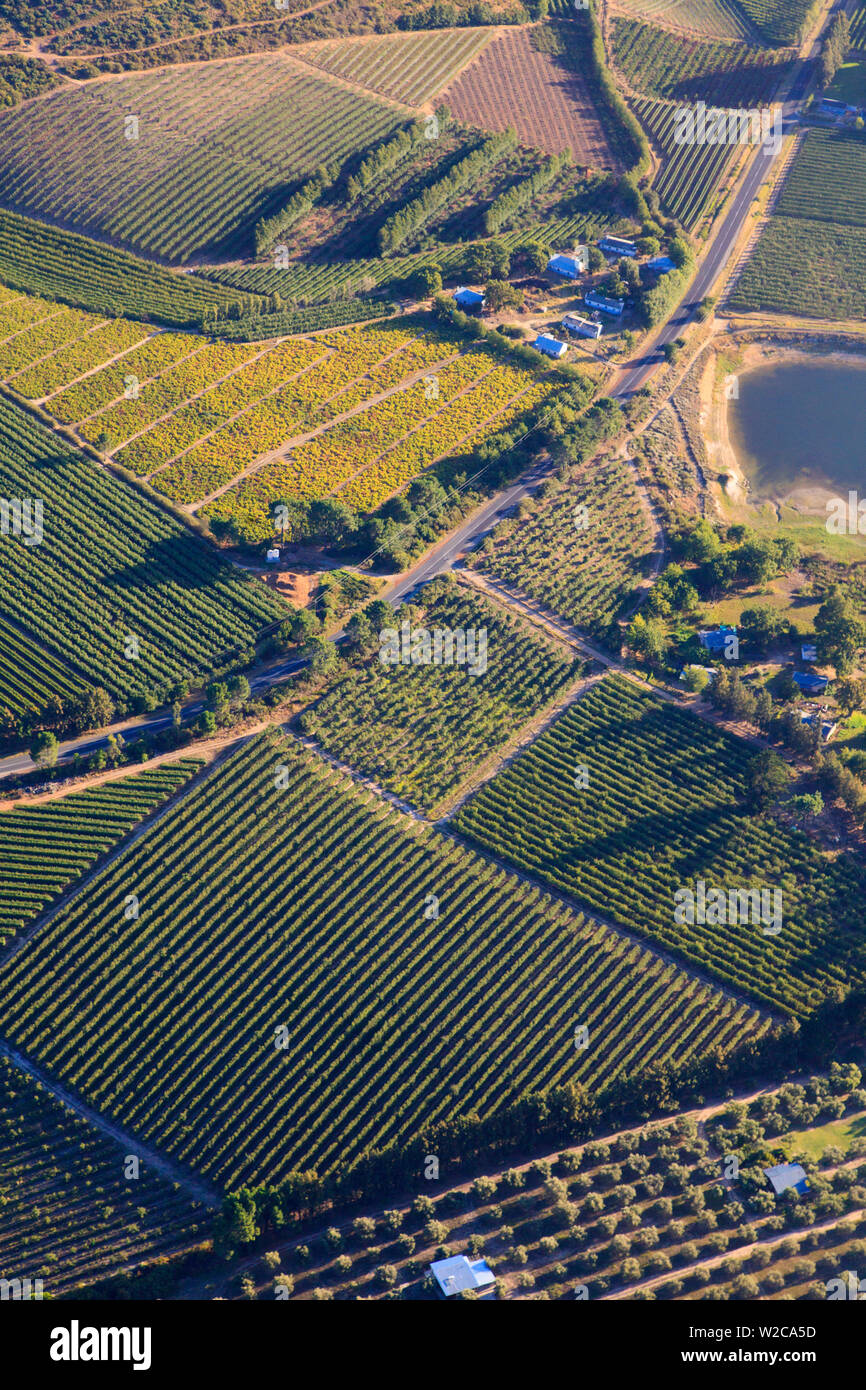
[0, 728, 766, 1189]
[0, 759, 202, 944]
[0, 396, 287, 708]
[453, 674, 866, 1017]
[468, 456, 655, 642]
[0, 209, 244, 326]
[611, 19, 791, 105]
[300, 581, 580, 812]
[729, 131, 866, 320]
[0, 57, 398, 262]
[294, 28, 494, 107]
[634, 98, 738, 229]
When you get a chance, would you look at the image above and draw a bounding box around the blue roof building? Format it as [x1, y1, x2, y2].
[699, 625, 737, 655]
[764, 1163, 810, 1197]
[648, 256, 676, 274]
[430, 1255, 496, 1298]
[453, 287, 485, 310]
[793, 671, 829, 694]
[533, 334, 567, 358]
[547, 249, 588, 279]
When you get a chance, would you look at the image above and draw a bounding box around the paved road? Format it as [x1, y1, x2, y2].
[0, 656, 304, 779]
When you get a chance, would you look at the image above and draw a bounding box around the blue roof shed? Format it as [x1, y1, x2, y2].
[533, 334, 567, 358]
[454, 287, 485, 309]
[793, 671, 828, 694]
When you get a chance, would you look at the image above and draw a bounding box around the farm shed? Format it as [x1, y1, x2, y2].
[430, 1255, 496, 1298]
[599, 235, 638, 258]
[562, 313, 602, 340]
[648, 256, 676, 274]
[453, 287, 485, 311]
[547, 247, 588, 278]
[793, 671, 828, 695]
[764, 1163, 809, 1197]
[698, 625, 737, 655]
[585, 289, 625, 317]
[533, 334, 567, 358]
[801, 643, 818, 662]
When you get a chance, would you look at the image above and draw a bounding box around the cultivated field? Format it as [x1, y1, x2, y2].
[0, 209, 243, 325]
[611, 0, 752, 41]
[0, 614, 85, 719]
[0, 288, 553, 531]
[0, 56, 398, 262]
[734, 0, 818, 46]
[0, 1055, 208, 1298]
[293, 28, 494, 106]
[0, 760, 202, 945]
[0, 397, 286, 710]
[453, 674, 866, 1017]
[611, 19, 792, 105]
[729, 131, 866, 320]
[0, 728, 766, 1189]
[300, 581, 580, 811]
[228, 1068, 866, 1301]
[634, 98, 738, 229]
[442, 25, 618, 167]
[852, 8, 866, 50]
[468, 456, 655, 643]
[199, 323, 553, 538]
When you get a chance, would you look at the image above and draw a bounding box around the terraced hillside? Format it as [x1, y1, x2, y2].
[0, 728, 766, 1190]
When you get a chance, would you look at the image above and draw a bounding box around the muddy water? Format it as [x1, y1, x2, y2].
[728, 359, 866, 499]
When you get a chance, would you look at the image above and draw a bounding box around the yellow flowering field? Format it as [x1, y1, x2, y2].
[76, 340, 261, 451]
[114, 337, 325, 475]
[0, 288, 63, 337]
[47, 332, 201, 424]
[10, 317, 150, 399]
[202, 348, 551, 539]
[0, 305, 101, 378]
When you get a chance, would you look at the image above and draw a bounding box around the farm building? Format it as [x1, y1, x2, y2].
[821, 97, 848, 116]
[764, 1163, 809, 1197]
[533, 333, 568, 358]
[801, 643, 818, 662]
[265, 548, 280, 564]
[561, 313, 602, 340]
[648, 256, 676, 274]
[799, 711, 838, 742]
[585, 289, 625, 317]
[453, 287, 485, 312]
[429, 1255, 496, 1298]
[547, 247, 588, 278]
[599, 235, 638, 258]
[698, 625, 737, 655]
[793, 671, 829, 695]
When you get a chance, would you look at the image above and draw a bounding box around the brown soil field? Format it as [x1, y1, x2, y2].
[441, 27, 619, 169]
